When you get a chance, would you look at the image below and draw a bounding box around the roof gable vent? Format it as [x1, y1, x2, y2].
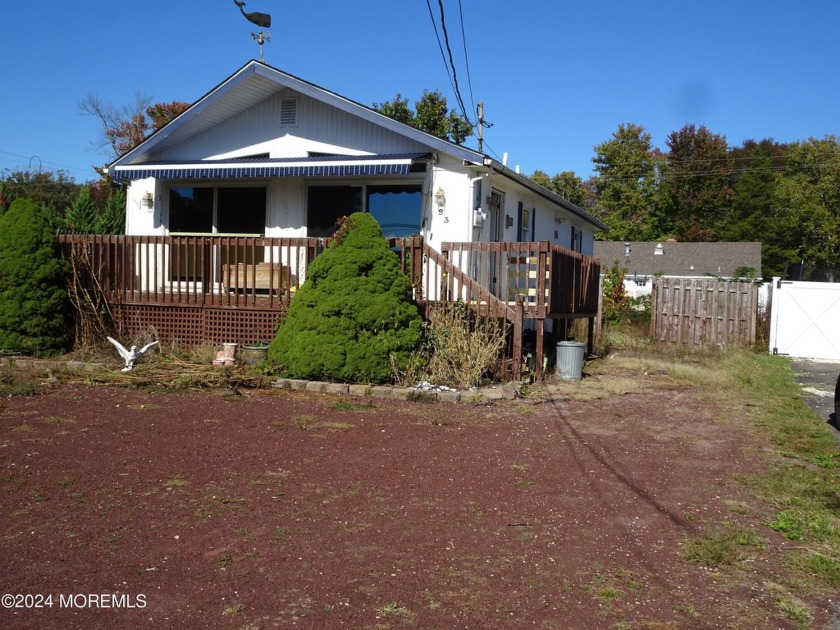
[280, 98, 298, 126]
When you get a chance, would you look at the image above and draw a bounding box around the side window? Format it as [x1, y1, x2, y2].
[517, 203, 534, 242]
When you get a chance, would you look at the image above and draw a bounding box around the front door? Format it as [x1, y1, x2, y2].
[487, 190, 504, 242]
[485, 190, 505, 295]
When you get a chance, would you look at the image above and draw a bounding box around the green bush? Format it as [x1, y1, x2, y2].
[268, 213, 423, 383]
[0, 198, 70, 354]
[57, 186, 125, 234]
[602, 260, 633, 323]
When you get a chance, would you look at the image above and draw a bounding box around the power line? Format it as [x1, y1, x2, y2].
[426, 0, 474, 126]
[436, 0, 471, 122]
[592, 160, 840, 181]
[481, 140, 504, 163]
[457, 0, 476, 118]
[0, 149, 95, 180]
[424, 0, 459, 108]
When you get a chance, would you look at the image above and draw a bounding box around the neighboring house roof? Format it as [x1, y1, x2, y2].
[594, 241, 762, 279]
[109, 59, 605, 231]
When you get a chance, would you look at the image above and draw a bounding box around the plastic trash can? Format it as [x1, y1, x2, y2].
[556, 341, 585, 380]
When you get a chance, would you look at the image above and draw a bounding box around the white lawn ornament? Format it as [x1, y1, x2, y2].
[107, 337, 160, 372]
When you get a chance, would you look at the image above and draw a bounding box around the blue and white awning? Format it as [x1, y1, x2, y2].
[111, 153, 430, 182]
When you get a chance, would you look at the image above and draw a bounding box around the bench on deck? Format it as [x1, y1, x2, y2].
[222, 262, 294, 296]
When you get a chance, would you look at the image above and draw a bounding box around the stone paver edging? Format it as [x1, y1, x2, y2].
[0, 357, 519, 403]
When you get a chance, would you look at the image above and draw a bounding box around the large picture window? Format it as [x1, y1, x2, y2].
[169, 186, 266, 235]
[367, 185, 422, 238]
[306, 184, 422, 238]
[306, 186, 362, 238]
[167, 186, 267, 283]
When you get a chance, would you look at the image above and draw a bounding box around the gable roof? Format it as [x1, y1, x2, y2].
[110, 60, 484, 168]
[109, 60, 605, 230]
[594, 241, 762, 278]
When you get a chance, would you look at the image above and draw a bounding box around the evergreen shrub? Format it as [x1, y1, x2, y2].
[0, 198, 70, 354]
[268, 212, 423, 383]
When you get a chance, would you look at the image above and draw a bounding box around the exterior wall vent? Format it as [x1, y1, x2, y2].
[280, 98, 298, 126]
[654, 243, 664, 255]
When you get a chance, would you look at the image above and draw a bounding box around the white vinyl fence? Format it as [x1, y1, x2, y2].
[768, 278, 840, 360]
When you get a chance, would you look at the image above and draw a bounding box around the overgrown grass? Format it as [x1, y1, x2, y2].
[680, 526, 766, 568]
[0, 365, 41, 396]
[647, 348, 840, 593]
[597, 339, 840, 615]
[391, 305, 508, 389]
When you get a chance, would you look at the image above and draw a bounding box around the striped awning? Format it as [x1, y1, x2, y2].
[111, 153, 430, 183]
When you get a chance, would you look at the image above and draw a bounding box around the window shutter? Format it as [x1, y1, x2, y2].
[516, 201, 523, 241]
[530, 206, 536, 242]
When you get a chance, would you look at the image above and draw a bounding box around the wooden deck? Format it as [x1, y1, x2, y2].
[59, 235, 600, 379]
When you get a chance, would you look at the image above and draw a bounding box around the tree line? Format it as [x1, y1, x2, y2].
[531, 123, 840, 280]
[0, 95, 188, 235]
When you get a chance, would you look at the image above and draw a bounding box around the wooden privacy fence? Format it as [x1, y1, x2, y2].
[650, 278, 758, 347]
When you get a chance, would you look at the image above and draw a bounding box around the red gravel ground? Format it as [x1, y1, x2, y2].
[0, 375, 818, 629]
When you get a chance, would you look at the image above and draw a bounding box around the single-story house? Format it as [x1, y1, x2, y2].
[66, 59, 606, 377]
[109, 59, 605, 255]
[594, 240, 762, 300]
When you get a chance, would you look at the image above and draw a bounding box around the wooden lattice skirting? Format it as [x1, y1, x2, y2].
[113, 304, 284, 347]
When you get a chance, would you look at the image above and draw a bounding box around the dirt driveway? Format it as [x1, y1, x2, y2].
[0, 374, 814, 629]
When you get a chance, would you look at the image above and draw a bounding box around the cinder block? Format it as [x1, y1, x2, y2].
[369, 385, 392, 398]
[436, 390, 461, 403]
[500, 383, 520, 399]
[348, 384, 372, 396]
[479, 388, 505, 401]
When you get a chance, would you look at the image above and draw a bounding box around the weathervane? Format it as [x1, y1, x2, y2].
[233, 0, 272, 61]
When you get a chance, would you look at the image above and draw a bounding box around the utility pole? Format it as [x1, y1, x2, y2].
[476, 102, 493, 154]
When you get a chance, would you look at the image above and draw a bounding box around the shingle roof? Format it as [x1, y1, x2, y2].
[594, 241, 762, 279]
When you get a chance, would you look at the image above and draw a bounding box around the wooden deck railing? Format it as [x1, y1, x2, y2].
[440, 241, 601, 317]
[59, 235, 598, 380]
[59, 234, 326, 309]
[405, 239, 523, 378]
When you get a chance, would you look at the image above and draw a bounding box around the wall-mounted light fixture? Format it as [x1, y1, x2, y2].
[434, 187, 446, 214]
[505, 214, 514, 229]
[142, 191, 154, 210]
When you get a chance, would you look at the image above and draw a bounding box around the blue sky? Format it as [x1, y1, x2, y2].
[1, 1, 838, 183]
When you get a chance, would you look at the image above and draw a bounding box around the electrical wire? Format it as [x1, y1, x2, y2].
[435, 0, 472, 124]
[457, 0, 476, 119]
[591, 160, 840, 181]
[424, 0, 459, 110]
[424, 0, 475, 126]
[481, 140, 504, 163]
[0, 149, 94, 179]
